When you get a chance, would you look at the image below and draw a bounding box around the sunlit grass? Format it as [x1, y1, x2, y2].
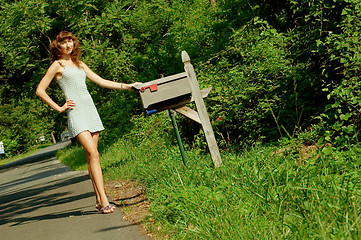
[56, 144, 88, 171]
[57, 115, 361, 239]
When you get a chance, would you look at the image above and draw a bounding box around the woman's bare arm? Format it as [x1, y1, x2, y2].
[81, 62, 140, 90]
[36, 62, 75, 112]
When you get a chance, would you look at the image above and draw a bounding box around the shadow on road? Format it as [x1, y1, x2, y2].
[0, 140, 71, 172]
[0, 141, 151, 240]
[0, 173, 94, 226]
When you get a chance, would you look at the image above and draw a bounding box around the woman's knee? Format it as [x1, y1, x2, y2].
[86, 148, 99, 160]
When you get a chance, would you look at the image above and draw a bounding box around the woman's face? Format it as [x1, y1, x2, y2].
[59, 38, 74, 56]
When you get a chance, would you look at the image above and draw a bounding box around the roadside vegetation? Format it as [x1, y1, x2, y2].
[58, 113, 361, 238]
[1, 0, 361, 238]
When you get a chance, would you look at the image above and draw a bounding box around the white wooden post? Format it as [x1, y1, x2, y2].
[182, 51, 222, 167]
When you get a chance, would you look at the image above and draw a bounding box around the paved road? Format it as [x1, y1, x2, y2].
[0, 141, 151, 240]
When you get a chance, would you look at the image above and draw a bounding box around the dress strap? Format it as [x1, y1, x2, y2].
[56, 60, 65, 69]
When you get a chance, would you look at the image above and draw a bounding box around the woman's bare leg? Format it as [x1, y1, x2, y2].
[86, 132, 101, 208]
[76, 131, 114, 213]
[86, 152, 101, 208]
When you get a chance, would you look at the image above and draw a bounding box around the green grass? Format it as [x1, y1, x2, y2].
[56, 144, 88, 171]
[57, 114, 361, 239]
[0, 143, 52, 166]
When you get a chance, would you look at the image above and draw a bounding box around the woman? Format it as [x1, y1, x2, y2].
[36, 30, 140, 214]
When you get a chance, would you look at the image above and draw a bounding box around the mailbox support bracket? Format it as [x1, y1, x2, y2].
[173, 106, 201, 124]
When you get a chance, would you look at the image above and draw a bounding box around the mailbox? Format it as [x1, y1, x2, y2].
[133, 51, 222, 167]
[134, 72, 192, 114]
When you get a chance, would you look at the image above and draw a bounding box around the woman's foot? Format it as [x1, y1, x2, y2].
[95, 203, 102, 211]
[101, 204, 116, 214]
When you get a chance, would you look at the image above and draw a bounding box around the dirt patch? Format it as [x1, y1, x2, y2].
[104, 179, 153, 238]
[274, 143, 331, 165]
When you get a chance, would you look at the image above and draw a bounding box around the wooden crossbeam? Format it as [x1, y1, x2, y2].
[173, 106, 201, 124]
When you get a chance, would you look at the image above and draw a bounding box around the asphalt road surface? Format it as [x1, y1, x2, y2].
[0, 141, 151, 240]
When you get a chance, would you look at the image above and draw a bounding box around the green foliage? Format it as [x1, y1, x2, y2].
[1, 0, 361, 154]
[198, 21, 294, 147]
[97, 91, 139, 144]
[165, 0, 225, 60]
[319, 0, 361, 147]
[56, 144, 87, 171]
[0, 138, 20, 158]
[0, 0, 52, 78]
[0, 97, 54, 154]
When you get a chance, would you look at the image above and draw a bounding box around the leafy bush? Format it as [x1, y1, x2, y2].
[0, 0, 52, 78]
[319, 0, 361, 147]
[1, 138, 20, 158]
[1, 0, 361, 155]
[195, 20, 294, 148]
[0, 98, 55, 153]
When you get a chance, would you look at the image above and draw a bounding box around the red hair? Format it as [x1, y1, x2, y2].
[50, 31, 81, 67]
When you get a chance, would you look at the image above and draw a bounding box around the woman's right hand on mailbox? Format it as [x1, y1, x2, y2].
[129, 82, 142, 90]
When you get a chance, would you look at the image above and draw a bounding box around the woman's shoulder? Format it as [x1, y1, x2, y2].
[47, 61, 65, 80]
[79, 61, 87, 68]
[79, 61, 91, 72]
[49, 60, 64, 69]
